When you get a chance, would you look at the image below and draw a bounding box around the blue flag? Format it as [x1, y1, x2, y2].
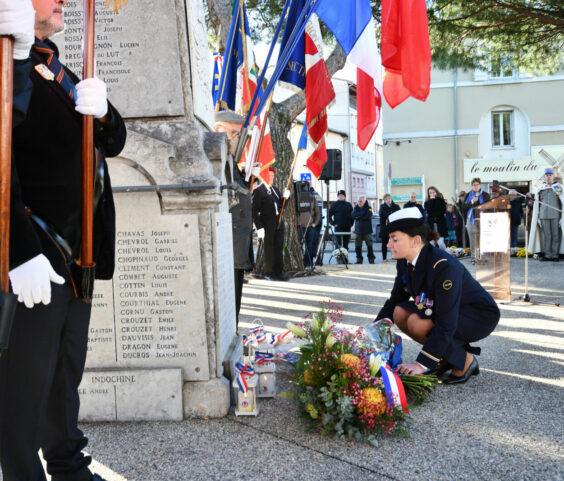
[278, 0, 306, 91]
[297, 123, 308, 150]
[215, 1, 251, 111]
[316, 0, 372, 55]
[211, 52, 223, 107]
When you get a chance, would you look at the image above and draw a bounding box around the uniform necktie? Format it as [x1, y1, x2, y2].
[268, 188, 279, 216]
[33, 39, 77, 102]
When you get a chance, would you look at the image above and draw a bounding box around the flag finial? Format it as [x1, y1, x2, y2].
[105, 0, 128, 13]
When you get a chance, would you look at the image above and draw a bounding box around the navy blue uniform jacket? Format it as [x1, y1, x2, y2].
[352, 203, 373, 234]
[376, 244, 500, 370]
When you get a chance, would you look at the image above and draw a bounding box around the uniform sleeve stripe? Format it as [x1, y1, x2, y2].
[433, 259, 447, 269]
[420, 350, 441, 362]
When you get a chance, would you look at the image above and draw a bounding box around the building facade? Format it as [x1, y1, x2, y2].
[382, 66, 564, 205]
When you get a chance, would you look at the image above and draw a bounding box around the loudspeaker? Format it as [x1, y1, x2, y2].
[294, 181, 312, 212]
[319, 149, 342, 180]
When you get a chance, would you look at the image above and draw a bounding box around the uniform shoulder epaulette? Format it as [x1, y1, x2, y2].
[433, 258, 447, 269]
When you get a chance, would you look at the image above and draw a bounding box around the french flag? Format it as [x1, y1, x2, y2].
[317, 0, 382, 151]
[380, 365, 409, 413]
[304, 16, 335, 145]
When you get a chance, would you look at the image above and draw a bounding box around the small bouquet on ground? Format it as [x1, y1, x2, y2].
[515, 247, 533, 258]
[332, 247, 348, 262]
[282, 302, 437, 446]
[446, 246, 469, 258]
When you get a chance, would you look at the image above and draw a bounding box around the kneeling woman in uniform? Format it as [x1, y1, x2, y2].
[375, 208, 500, 384]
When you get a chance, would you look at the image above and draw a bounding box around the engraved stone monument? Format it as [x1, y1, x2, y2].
[58, 0, 239, 420]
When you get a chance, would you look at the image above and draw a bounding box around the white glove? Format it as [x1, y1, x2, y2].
[283, 189, 291, 200]
[75, 77, 108, 118]
[251, 163, 261, 178]
[9, 254, 65, 308]
[256, 228, 265, 240]
[0, 0, 35, 60]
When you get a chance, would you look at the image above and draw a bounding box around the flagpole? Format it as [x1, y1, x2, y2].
[239, 0, 253, 114]
[246, 0, 319, 128]
[77, 0, 96, 302]
[0, 36, 17, 352]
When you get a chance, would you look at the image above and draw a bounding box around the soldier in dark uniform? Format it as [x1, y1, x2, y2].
[2, 1, 126, 479]
[375, 208, 500, 384]
[252, 167, 290, 281]
[403, 192, 425, 216]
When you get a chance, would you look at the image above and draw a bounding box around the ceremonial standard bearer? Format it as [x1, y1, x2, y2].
[1, 0, 126, 479]
[375, 208, 500, 384]
[529, 167, 564, 261]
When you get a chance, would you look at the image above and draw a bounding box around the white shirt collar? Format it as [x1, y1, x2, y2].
[409, 250, 421, 268]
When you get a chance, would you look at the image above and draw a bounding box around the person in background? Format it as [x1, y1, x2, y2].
[379, 193, 400, 261]
[462, 178, 491, 261]
[424, 186, 447, 249]
[214, 110, 256, 326]
[352, 196, 375, 264]
[490, 186, 500, 199]
[252, 167, 290, 280]
[299, 182, 321, 267]
[455, 191, 467, 247]
[524, 192, 534, 236]
[509, 190, 523, 249]
[328, 189, 353, 259]
[403, 192, 425, 216]
[529, 168, 564, 261]
[444, 204, 459, 247]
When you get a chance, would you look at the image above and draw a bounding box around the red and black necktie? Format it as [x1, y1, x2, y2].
[32, 39, 77, 102]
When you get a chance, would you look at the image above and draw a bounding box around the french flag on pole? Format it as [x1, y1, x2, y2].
[316, 0, 382, 151]
[380, 365, 409, 413]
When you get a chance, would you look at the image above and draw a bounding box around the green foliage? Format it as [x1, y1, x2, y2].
[427, 0, 564, 74]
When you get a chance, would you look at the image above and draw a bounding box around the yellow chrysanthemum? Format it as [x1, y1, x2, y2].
[356, 387, 386, 417]
[340, 354, 363, 373]
[303, 365, 316, 385]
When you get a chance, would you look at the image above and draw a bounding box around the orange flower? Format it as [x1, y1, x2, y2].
[303, 365, 316, 385]
[357, 387, 386, 418]
[340, 353, 363, 374]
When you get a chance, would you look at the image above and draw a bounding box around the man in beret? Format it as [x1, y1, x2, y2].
[374, 208, 500, 384]
[214, 110, 256, 326]
[529, 168, 564, 261]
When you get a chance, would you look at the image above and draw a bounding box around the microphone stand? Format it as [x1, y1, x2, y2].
[493, 181, 562, 305]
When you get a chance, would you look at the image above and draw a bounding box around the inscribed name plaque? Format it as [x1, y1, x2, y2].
[79, 369, 183, 421]
[58, 0, 184, 117]
[87, 191, 209, 381]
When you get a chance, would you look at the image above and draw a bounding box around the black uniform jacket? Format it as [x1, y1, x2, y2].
[252, 183, 283, 232]
[403, 201, 425, 217]
[230, 167, 253, 270]
[11, 39, 126, 279]
[379, 202, 400, 236]
[376, 244, 500, 370]
[352, 203, 373, 235]
[329, 200, 353, 231]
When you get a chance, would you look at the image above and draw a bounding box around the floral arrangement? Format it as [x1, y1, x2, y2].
[446, 246, 470, 258]
[282, 302, 437, 446]
[332, 247, 348, 261]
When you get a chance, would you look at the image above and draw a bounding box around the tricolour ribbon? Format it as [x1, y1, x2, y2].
[267, 330, 292, 346]
[254, 351, 275, 365]
[380, 365, 409, 414]
[235, 361, 255, 393]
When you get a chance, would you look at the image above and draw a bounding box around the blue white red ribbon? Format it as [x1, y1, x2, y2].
[244, 324, 266, 346]
[235, 361, 255, 393]
[254, 351, 275, 365]
[267, 330, 292, 345]
[380, 365, 409, 414]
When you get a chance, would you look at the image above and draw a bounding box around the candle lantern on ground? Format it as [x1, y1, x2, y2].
[233, 361, 259, 416]
[254, 351, 276, 398]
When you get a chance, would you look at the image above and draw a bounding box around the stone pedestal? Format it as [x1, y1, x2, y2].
[59, 1, 238, 420]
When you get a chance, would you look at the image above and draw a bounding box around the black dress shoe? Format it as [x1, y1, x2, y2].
[427, 362, 452, 376]
[441, 357, 479, 385]
[539, 257, 550, 262]
[552, 258, 559, 262]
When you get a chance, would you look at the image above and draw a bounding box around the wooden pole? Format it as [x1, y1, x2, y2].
[0, 37, 14, 293]
[80, 0, 95, 269]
